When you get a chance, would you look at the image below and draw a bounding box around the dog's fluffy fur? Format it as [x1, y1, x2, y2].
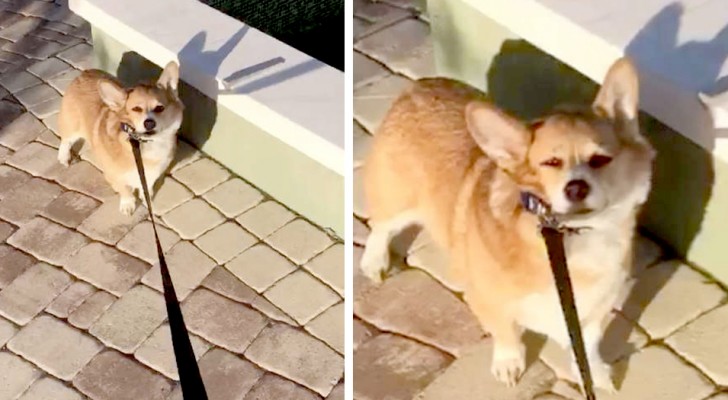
[57, 62, 184, 215]
[361, 58, 655, 391]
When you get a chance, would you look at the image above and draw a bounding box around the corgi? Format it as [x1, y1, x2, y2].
[57, 61, 184, 215]
[360, 58, 655, 392]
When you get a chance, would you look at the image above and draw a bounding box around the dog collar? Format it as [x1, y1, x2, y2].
[520, 191, 589, 234]
[121, 122, 151, 142]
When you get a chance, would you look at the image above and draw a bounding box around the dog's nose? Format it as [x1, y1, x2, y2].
[564, 179, 590, 202]
[144, 119, 156, 131]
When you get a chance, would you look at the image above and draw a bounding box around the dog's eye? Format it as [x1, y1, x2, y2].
[132, 106, 142, 112]
[541, 158, 563, 168]
[588, 154, 612, 169]
[153, 105, 165, 113]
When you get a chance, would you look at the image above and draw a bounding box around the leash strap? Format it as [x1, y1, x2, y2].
[129, 138, 209, 399]
[540, 226, 596, 400]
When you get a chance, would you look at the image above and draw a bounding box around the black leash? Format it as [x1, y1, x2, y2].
[521, 192, 596, 400]
[125, 124, 208, 399]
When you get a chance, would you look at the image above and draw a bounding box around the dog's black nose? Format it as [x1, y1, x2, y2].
[564, 179, 590, 202]
[144, 119, 156, 131]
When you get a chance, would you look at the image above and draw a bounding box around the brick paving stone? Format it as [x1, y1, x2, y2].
[202, 177, 263, 218]
[418, 339, 556, 400]
[356, 269, 483, 355]
[353, 167, 368, 219]
[54, 160, 116, 201]
[0, 99, 24, 127]
[0, 165, 31, 199]
[0, 11, 24, 29]
[201, 266, 257, 304]
[7, 217, 88, 265]
[65, 242, 149, 296]
[305, 302, 344, 354]
[28, 96, 61, 118]
[354, 52, 389, 89]
[89, 285, 166, 353]
[250, 294, 297, 326]
[304, 243, 344, 296]
[327, 382, 344, 400]
[35, 128, 60, 147]
[74, 350, 173, 400]
[193, 221, 257, 264]
[162, 198, 226, 240]
[265, 270, 340, 325]
[244, 374, 321, 400]
[4, 36, 66, 60]
[619, 261, 724, 339]
[170, 140, 202, 172]
[67, 290, 116, 330]
[354, 245, 377, 302]
[46, 68, 81, 95]
[6, 141, 64, 179]
[0, 70, 41, 94]
[357, 18, 435, 80]
[142, 241, 216, 300]
[31, 28, 83, 47]
[353, 120, 373, 167]
[354, 74, 412, 134]
[42, 191, 100, 228]
[169, 348, 264, 400]
[595, 346, 713, 400]
[0, 145, 11, 164]
[0, 352, 42, 399]
[27, 57, 72, 80]
[0, 220, 13, 242]
[14, 83, 59, 108]
[172, 158, 230, 195]
[632, 235, 663, 275]
[16, 1, 61, 19]
[150, 177, 193, 215]
[0, 317, 17, 348]
[77, 198, 146, 245]
[0, 112, 45, 149]
[353, 0, 412, 39]
[266, 219, 333, 264]
[134, 323, 211, 380]
[0, 262, 71, 325]
[354, 318, 378, 350]
[706, 395, 728, 400]
[225, 244, 297, 293]
[246, 323, 344, 396]
[354, 333, 452, 400]
[0, 244, 35, 288]
[17, 376, 84, 400]
[182, 288, 268, 353]
[43, 21, 76, 35]
[56, 42, 93, 70]
[406, 243, 465, 292]
[116, 221, 180, 264]
[42, 113, 59, 134]
[236, 200, 295, 239]
[666, 303, 728, 385]
[46, 280, 96, 318]
[8, 315, 102, 380]
[0, 16, 43, 41]
[70, 24, 92, 41]
[353, 216, 370, 246]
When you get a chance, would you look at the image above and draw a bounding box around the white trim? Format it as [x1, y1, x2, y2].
[70, 0, 344, 175]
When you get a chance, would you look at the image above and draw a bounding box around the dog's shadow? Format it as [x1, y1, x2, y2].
[483, 2, 726, 389]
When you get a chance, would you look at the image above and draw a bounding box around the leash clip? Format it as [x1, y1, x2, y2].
[121, 122, 150, 143]
[520, 191, 590, 235]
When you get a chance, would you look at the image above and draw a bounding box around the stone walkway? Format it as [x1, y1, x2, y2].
[0, 1, 344, 399]
[353, 1, 728, 399]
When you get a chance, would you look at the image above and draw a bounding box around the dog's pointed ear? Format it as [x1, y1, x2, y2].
[465, 101, 531, 170]
[98, 80, 127, 111]
[593, 57, 639, 121]
[157, 61, 179, 93]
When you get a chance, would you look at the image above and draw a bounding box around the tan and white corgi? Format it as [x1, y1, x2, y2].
[57, 61, 184, 215]
[360, 58, 655, 392]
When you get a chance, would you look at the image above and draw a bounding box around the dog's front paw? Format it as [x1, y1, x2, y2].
[119, 196, 137, 216]
[359, 247, 389, 284]
[491, 345, 525, 387]
[58, 152, 71, 167]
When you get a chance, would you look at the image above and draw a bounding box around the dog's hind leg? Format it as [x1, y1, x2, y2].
[360, 210, 419, 283]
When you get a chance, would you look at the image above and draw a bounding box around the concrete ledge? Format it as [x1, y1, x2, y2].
[428, 0, 728, 283]
[70, 0, 343, 235]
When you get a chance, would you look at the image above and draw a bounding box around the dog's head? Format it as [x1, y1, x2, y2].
[98, 61, 184, 140]
[466, 58, 655, 217]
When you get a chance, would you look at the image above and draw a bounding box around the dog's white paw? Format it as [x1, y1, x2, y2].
[58, 152, 71, 167]
[359, 247, 389, 284]
[571, 359, 616, 394]
[119, 196, 136, 216]
[491, 345, 525, 387]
